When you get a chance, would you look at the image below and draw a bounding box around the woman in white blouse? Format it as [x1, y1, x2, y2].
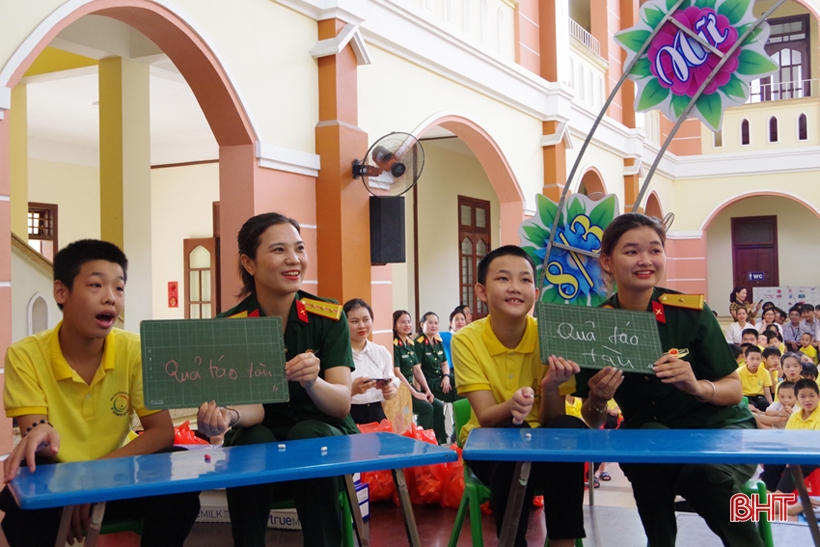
[344, 298, 400, 424]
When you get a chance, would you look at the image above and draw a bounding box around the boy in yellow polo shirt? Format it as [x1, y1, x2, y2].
[738, 346, 772, 411]
[0, 240, 199, 547]
[453, 245, 585, 547]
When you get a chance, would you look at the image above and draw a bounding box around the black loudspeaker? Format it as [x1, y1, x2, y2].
[370, 196, 406, 264]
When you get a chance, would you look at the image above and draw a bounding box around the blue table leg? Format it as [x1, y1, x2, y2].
[499, 461, 532, 547]
[392, 468, 421, 547]
[790, 465, 820, 547]
[344, 474, 369, 547]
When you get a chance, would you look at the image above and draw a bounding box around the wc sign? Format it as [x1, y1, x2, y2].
[730, 492, 796, 522]
[748, 272, 765, 281]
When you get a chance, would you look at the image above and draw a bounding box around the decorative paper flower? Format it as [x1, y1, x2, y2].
[519, 194, 619, 307]
[617, 0, 778, 131]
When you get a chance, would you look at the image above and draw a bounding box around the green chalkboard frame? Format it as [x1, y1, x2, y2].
[140, 317, 289, 409]
[536, 302, 662, 374]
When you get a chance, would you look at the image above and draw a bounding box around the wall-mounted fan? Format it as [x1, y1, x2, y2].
[352, 132, 425, 197]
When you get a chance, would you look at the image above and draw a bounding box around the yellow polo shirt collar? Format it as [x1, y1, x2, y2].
[50, 321, 117, 384]
[481, 317, 537, 357]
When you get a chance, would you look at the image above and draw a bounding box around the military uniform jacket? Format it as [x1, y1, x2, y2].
[574, 287, 755, 430]
[415, 334, 446, 381]
[221, 291, 358, 435]
[393, 337, 419, 378]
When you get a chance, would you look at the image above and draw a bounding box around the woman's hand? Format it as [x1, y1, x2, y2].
[653, 355, 700, 395]
[380, 381, 398, 400]
[542, 356, 580, 392]
[425, 390, 435, 403]
[511, 387, 534, 425]
[352, 376, 376, 396]
[440, 375, 452, 393]
[410, 389, 428, 401]
[197, 401, 232, 438]
[286, 352, 321, 388]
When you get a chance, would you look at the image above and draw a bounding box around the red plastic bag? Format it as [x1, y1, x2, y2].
[440, 444, 465, 509]
[175, 421, 208, 445]
[358, 420, 396, 501]
[392, 424, 445, 505]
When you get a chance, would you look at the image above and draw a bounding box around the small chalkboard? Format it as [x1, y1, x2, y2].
[536, 302, 663, 374]
[140, 317, 289, 409]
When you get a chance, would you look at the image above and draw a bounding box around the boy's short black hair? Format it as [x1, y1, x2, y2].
[776, 308, 787, 321]
[727, 343, 743, 360]
[477, 245, 535, 285]
[801, 362, 818, 379]
[762, 346, 782, 358]
[794, 377, 819, 394]
[764, 331, 781, 343]
[801, 332, 814, 340]
[777, 381, 795, 395]
[802, 303, 815, 313]
[744, 345, 761, 358]
[53, 240, 128, 310]
[741, 327, 759, 339]
[789, 305, 802, 315]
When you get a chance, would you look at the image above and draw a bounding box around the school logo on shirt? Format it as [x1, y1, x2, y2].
[110, 392, 130, 416]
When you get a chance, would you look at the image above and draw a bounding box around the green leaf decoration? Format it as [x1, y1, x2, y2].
[537, 194, 559, 229]
[737, 50, 778, 76]
[616, 30, 651, 54]
[521, 246, 540, 263]
[590, 293, 607, 307]
[742, 27, 763, 45]
[720, 73, 747, 99]
[642, 6, 665, 29]
[630, 58, 653, 79]
[671, 93, 689, 118]
[696, 92, 722, 130]
[667, 0, 690, 10]
[522, 224, 548, 245]
[540, 286, 563, 304]
[637, 78, 670, 111]
[718, 0, 751, 26]
[588, 195, 617, 227]
[567, 197, 585, 220]
[694, 0, 716, 9]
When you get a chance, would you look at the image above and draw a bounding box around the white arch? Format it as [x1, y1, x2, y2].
[699, 190, 820, 231]
[26, 292, 49, 336]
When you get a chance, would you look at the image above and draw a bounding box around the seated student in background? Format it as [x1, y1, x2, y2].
[574, 213, 762, 547]
[196, 213, 358, 547]
[799, 332, 818, 364]
[775, 308, 787, 326]
[439, 306, 468, 367]
[392, 310, 447, 444]
[725, 307, 755, 344]
[781, 352, 803, 384]
[1, 240, 199, 547]
[783, 306, 803, 352]
[801, 361, 818, 381]
[741, 328, 759, 347]
[756, 381, 795, 429]
[756, 308, 782, 336]
[728, 343, 744, 367]
[762, 347, 782, 388]
[454, 245, 586, 547]
[761, 379, 820, 494]
[739, 346, 772, 411]
[800, 304, 820, 344]
[416, 311, 462, 405]
[763, 329, 785, 352]
[345, 298, 399, 424]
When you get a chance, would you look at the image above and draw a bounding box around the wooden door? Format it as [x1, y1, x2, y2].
[732, 216, 778, 291]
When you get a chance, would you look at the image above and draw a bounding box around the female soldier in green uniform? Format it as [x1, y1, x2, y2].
[415, 312, 462, 406]
[573, 213, 762, 547]
[197, 212, 357, 547]
[393, 310, 447, 444]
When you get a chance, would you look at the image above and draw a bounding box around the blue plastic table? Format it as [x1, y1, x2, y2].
[10, 432, 456, 547]
[463, 428, 820, 547]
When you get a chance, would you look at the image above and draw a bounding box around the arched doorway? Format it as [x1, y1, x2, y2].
[645, 192, 663, 220]
[578, 167, 607, 200]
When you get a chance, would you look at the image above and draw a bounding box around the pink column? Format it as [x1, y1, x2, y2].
[0, 115, 15, 453]
[665, 234, 709, 299]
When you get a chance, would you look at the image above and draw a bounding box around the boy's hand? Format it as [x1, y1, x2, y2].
[196, 401, 231, 438]
[4, 425, 60, 483]
[511, 387, 534, 425]
[68, 503, 92, 545]
[543, 356, 580, 392]
[286, 352, 321, 388]
[587, 367, 624, 407]
[352, 376, 376, 396]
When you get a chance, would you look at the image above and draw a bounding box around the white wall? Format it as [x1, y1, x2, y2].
[393, 138, 499, 324]
[706, 195, 820, 316]
[28, 158, 101, 247]
[11, 247, 61, 343]
[150, 163, 220, 320]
